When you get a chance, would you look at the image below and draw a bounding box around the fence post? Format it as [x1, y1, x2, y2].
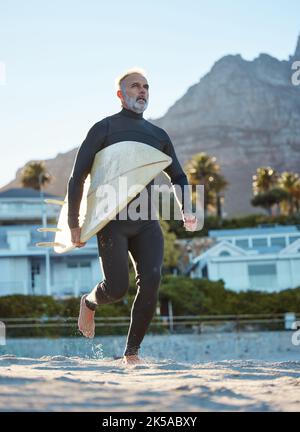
[284, 312, 296, 330]
[168, 300, 174, 333]
[0, 321, 6, 345]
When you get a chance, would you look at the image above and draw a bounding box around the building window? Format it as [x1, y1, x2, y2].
[31, 262, 40, 294]
[289, 236, 300, 244]
[66, 261, 92, 295]
[219, 250, 231, 257]
[202, 264, 208, 278]
[252, 238, 268, 248]
[67, 262, 91, 268]
[235, 239, 249, 249]
[7, 231, 30, 250]
[270, 237, 286, 248]
[248, 263, 277, 290]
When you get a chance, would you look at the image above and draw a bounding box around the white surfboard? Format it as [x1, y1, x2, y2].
[36, 141, 172, 254]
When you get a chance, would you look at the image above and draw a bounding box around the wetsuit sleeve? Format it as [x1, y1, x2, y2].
[162, 131, 193, 214]
[67, 120, 108, 228]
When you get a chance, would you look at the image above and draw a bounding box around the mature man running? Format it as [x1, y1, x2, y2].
[68, 68, 197, 365]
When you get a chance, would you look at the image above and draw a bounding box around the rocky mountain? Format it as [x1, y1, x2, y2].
[2, 35, 300, 217]
[150, 35, 300, 217]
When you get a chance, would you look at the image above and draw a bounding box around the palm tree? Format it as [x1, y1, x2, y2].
[185, 152, 229, 218]
[252, 167, 278, 194]
[251, 188, 289, 216]
[293, 181, 300, 214]
[252, 167, 279, 216]
[21, 161, 51, 191]
[277, 171, 300, 216]
[214, 175, 229, 219]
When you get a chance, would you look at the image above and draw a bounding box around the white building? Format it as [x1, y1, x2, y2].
[189, 225, 300, 292]
[0, 188, 103, 297]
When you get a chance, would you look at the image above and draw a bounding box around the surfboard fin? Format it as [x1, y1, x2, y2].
[37, 227, 62, 233]
[44, 199, 65, 206]
[36, 242, 66, 248]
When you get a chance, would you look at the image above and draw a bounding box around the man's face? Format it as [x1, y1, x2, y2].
[117, 73, 149, 114]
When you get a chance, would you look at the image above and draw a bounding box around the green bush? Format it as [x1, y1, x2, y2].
[1, 279, 300, 319]
[0, 295, 63, 318]
[159, 276, 300, 315]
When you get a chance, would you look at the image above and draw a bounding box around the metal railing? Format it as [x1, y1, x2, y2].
[0, 313, 298, 332]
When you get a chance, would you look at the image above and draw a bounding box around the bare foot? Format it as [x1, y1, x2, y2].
[122, 355, 144, 365]
[78, 294, 95, 338]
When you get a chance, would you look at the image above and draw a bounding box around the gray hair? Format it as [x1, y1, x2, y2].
[115, 67, 147, 92]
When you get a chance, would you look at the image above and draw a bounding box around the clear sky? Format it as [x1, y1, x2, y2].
[0, 0, 299, 188]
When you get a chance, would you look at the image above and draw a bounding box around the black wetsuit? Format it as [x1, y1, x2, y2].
[67, 107, 191, 356]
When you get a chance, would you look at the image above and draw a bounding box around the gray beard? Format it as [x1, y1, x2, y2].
[123, 93, 149, 114]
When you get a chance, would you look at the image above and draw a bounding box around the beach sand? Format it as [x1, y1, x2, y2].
[0, 354, 300, 412]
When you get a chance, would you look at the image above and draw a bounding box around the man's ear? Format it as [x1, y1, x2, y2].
[117, 89, 123, 101]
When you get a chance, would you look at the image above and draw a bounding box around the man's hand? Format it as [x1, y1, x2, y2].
[70, 227, 87, 248]
[183, 213, 198, 232]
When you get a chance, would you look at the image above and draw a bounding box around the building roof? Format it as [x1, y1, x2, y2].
[192, 236, 300, 265]
[0, 188, 62, 199]
[208, 225, 300, 237]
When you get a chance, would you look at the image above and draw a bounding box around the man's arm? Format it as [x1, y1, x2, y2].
[67, 119, 108, 229]
[162, 130, 193, 215]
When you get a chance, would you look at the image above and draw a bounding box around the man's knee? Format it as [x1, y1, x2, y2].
[114, 286, 129, 301]
[151, 264, 162, 280]
[96, 278, 129, 302]
[138, 266, 162, 289]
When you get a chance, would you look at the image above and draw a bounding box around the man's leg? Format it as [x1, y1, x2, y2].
[124, 220, 164, 358]
[78, 220, 130, 337]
